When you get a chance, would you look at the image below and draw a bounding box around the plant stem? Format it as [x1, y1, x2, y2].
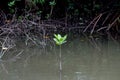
[49, 6, 53, 18]
[59, 45, 62, 80]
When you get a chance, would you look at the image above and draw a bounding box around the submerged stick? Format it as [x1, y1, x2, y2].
[59, 45, 62, 80]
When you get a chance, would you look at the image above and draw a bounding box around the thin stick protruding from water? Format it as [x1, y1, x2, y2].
[59, 45, 62, 80]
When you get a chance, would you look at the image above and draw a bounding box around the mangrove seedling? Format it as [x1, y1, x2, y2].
[53, 34, 67, 45]
[49, 0, 56, 19]
[8, 0, 15, 13]
[53, 34, 67, 80]
[8, 0, 15, 7]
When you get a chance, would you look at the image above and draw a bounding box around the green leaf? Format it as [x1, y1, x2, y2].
[62, 41, 67, 44]
[59, 38, 63, 42]
[62, 35, 67, 41]
[57, 34, 62, 40]
[54, 34, 57, 38]
[53, 38, 58, 43]
[8, 0, 15, 7]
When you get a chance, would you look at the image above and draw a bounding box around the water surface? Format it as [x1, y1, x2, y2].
[0, 35, 120, 80]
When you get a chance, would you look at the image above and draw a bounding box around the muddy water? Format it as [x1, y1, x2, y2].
[0, 35, 120, 80]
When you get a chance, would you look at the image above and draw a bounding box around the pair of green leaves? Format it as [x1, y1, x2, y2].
[8, 0, 15, 7]
[49, 1, 56, 6]
[8, 0, 16, 13]
[53, 34, 67, 45]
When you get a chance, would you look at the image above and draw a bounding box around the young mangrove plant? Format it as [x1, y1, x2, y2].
[49, 0, 56, 18]
[53, 34, 67, 45]
[8, 0, 15, 13]
[53, 34, 67, 80]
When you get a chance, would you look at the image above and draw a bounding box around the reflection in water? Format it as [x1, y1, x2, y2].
[0, 35, 120, 80]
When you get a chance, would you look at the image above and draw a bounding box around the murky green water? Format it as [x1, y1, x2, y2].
[0, 35, 120, 80]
